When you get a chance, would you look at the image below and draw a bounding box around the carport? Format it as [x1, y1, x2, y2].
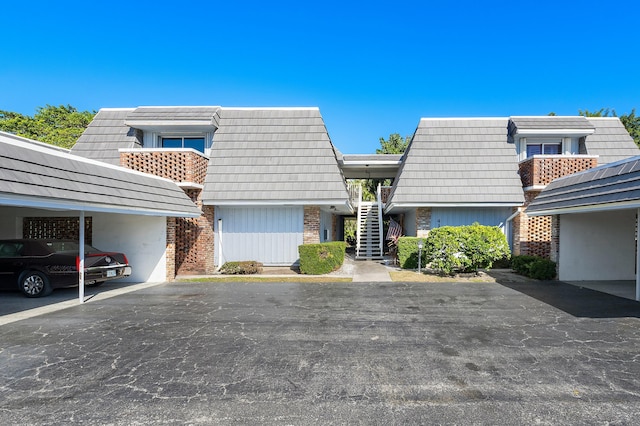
[0, 131, 201, 302]
[527, 156, 640, 301]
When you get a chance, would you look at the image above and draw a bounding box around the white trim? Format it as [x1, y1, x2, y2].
[386, 201, 523, 213]
[527, 200, 640, 217]
[518, 154, 598, 165]
[129, 105, 221, 109]
[124, 120, 216, 128]
[204, 199, 350, 207]
[523, 185, 548, 192]
[419, 117, 507, 121]
[177, 182, 204, 190]
[0, 194, 201, 218]
[515, 129, 595, 137]
[119, 147, 210, 160]
[220, 107, 319, 111]
[0, 132, 180, 186]
[341, 160, 403, 166]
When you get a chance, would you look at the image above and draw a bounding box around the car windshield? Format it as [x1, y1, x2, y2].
[45, 241, 101, 254]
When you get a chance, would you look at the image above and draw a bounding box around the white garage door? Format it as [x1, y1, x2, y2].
[215, 206, 304, 266]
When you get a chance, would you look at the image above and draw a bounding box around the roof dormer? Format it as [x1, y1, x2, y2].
[508, 116, 595, 161]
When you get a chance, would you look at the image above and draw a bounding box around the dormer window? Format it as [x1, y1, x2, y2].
[526, 139, 562, 157]
[508, 116, 596, 161]
[161, 136, 205, 152]
[123, 106, 220, 156]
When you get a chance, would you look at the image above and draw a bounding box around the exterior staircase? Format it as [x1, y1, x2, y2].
[356, 185, 384, 259]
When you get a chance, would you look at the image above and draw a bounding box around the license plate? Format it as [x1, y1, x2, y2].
[106, 269, 116, 277]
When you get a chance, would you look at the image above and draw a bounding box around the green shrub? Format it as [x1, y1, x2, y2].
[511, 255, 556, 280]
[397, 237, 428, 269]
[424, 223, 511, 275]
[299, 241, 347, 275]
[220, 261, 263, 275]
[511, 255, 539, 275]
[528, 259, 557, 280]
[463, 223, 511, 271]
[425, 226, 470, 275]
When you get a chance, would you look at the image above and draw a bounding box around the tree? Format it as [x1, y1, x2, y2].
[619, 109, 640, 147]
[356, 133, 411, 197]
[578, 108, 640, 147]
[0, 104, 96, 149]
[376, 133, 411, 154]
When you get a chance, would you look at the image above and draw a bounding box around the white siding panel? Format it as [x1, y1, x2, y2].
[215, 206, 303, 266]
[431, 207, 513, 231]
[559, 210, 636, 281]
[320, 210, 333, 242]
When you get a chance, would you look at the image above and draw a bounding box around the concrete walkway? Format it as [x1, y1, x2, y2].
[351, 259, 392, 282]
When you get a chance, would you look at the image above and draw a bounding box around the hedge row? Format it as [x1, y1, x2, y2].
[398, 223, 511, 275]
[511, 255, 557, 280]
[220, 261, 263, 275]
[299, 241, 347, 275]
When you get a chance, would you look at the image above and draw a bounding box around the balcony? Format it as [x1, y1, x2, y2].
[119, 148, 209, 186]
[519, 155, 598, 188]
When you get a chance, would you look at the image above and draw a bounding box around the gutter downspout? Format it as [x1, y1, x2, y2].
[217, 218, 223, 271]
[505, 208, 521, 252]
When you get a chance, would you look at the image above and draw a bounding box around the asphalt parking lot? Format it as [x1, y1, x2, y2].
[1, 279, 639, 425]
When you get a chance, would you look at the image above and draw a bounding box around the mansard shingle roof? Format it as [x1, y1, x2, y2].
[202, 108, 350, 206]
[387, 118, 525, 208]
[71, 108, 140, 165]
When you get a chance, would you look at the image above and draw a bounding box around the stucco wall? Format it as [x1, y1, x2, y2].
[0, 207, 168, 283]
[559, 210, 636, 281]
[92, 213, 167, 283]
[0, 208, 22, 238]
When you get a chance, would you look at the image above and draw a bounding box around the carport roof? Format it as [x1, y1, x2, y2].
[527, 155, 640, 216]
[0, 132, 201, 217]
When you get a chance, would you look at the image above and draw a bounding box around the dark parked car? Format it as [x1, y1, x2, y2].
[0, 239, 132, 297]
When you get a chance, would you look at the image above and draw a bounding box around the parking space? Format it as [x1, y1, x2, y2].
[1, 279, 639, 424]
[0, 281, 161, 325]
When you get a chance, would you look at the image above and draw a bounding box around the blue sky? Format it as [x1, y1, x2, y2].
[2, 1, 639, 153]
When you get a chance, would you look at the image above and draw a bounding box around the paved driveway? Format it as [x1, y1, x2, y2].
[1, 280, 639, 425]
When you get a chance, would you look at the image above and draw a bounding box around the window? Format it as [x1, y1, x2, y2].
[526, 140, 562, 157]
[161, 136, 205, 152]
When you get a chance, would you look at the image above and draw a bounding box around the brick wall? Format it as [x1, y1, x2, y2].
[166, 217, 176, 281]
[513, 191, 553, 258]
[23, 217, 92, 244]
[120, 150, 209, 185]
[515, 156, 598, 259]
[303, 206, 320, 244]
[332, 214, 338, 242]
[550, 215, 560, 266]
[416, 207, 431, 238]
[120, 149, 212, 279]
[519, 156, 597, 187]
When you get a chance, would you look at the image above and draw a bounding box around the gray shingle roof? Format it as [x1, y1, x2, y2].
[527, 156, 640, 215]
[509, 116, 595, 132]
[342, 154, 403, 162]
[202, 108, 350, 205]
[583, 117, 640, 165]
[71, 108, 140, 165]
[1, 132, 201, 217]
[387, 118, 525, 208]
[125, 106, 220, 125]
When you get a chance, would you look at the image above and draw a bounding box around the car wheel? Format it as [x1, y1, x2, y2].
[19, 271, 52, 297]
[86, 281, 105, 287]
